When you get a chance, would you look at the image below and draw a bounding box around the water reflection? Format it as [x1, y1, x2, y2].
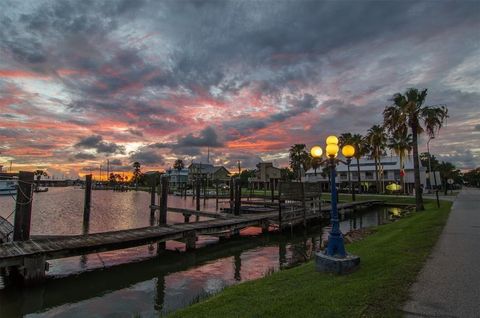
[0, 187, 408, 317]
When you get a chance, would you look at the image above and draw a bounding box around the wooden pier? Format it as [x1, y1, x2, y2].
[0, 172, 384, 284]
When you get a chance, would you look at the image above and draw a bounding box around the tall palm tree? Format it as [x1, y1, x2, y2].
[133, 161, 141, 190]
[351, 134, 369, 194]
[383, 88, 448, 211]
[33, 170, 48, 189]
[289, 144, 310, 181]
[339, 133, 355, 198]
[365, 125, 387, 193]
[387, 130, 412, 194]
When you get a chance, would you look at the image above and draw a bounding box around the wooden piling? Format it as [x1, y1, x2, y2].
[185, 230, 196, 250]
[158, 176, 168, 251]
[270, 178, 275, 202]
[150, 176, 156, 219]
[234, 179, 241, 216]
[159, 176, 168, 225]
[195, 180, 201, 211]
[215, 180, 219, 210]
[13, 171, 34, 241]
[83, 174, 92, 226]
[229, 177, 234, 211]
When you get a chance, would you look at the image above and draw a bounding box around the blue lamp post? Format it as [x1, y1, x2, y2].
[311, 136, 356, 260]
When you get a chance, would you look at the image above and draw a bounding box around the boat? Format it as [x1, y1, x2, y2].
[0, 179, 17, 196]
[34, 187, 49, 193]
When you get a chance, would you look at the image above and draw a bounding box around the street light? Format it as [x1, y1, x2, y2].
[341, 145, 356, 201]
[311, 136, 356, 258]
[427, 136, 440, 208]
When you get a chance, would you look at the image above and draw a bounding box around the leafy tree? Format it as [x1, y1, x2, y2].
[289, 144, 310, 181]
[383, 88, 448, 211]
[173, 159, 185, 171]
[387, 130, 412, 194]
[464, 168, 480, 187]
[365, 125, 387, 193]
[238, 169, 256, 184]
[437, 161, 461, 195]
[280, 167, 295, 181]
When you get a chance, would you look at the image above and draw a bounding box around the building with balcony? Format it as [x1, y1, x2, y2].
[304, 156, 430, 194]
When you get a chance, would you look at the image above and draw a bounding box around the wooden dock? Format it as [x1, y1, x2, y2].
[0, 200, 383, 269]
[0, 172, 385, 284]
[0, 212, 276, 268]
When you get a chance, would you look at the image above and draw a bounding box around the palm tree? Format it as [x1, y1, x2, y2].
[387, 130, 412, 194]
[133, 161, 141, 190]
[339, 133, 355, 199]
[383, 88, 448, 211]
[289, 144, 310, 181]
[33, 170, 48, 189]
[438, 161, 457, 195]
[173, 159, 185, 171]
[365, 125, 387, 193]
[351, 134, 369, 194]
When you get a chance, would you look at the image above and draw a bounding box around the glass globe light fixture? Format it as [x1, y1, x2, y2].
[310, 145, 323, 158]
[341, 144, 355, 159]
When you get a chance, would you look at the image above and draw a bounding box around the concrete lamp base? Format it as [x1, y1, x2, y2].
[315, 252, 360, 275]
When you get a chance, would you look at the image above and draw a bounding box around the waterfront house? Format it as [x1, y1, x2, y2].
[188, 163, 231, 185]
[165, 168, 189, 189]
[250, 162, 282, 190]
[304, 155, 430, 194]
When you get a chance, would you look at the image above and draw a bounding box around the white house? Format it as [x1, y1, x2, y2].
[165, 168, 189, 189]
[304, 155, 429, 194]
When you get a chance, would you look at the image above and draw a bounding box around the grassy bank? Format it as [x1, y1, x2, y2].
[169, 199, 451, 318]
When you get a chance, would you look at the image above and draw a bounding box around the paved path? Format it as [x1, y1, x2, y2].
[403, 188, 480, 317]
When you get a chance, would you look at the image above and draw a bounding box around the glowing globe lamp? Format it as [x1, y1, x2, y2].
[341, 145, 355, 159]
[310, 145, 323, 158]
[326, 143, 339, 158]
[326, 135, 339, 145]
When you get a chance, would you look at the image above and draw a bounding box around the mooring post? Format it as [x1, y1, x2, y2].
[195, 179, 201, 211]
[270, 178, 275, 203]
[203, 177, 207, 205]
[215, 179, 219, 210]
[229, 177, 234, 212]
[13, 171, 34, 241]
[150, 175, 157, 219]
[82, 174, 92, 226]
[234, 179, 241, 216]
[183, 213, 190, 223]
[157, 176, 168, 251]
[185, 230, 196, 251]
[159, 176, 168, 225]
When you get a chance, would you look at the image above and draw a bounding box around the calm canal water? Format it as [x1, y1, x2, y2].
[0, 187, 404, 317]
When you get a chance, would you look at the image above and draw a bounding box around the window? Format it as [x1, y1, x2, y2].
[365, 172, 373, 179]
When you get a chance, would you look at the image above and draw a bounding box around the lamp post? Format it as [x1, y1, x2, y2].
[427, 136, 440, 208]
[310, 136, 355, 258]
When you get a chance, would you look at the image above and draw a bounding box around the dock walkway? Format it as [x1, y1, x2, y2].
[0, 200, 383, 269]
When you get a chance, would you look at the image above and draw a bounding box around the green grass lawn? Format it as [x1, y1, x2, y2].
[168, 199, 451, 318]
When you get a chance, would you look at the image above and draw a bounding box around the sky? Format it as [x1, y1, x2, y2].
[0, 0, 479, 178]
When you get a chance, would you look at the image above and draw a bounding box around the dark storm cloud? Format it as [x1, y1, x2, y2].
[73, 152, 97, 160]
[177, 126, 224, 148]
[130, 149, 165, 165]
[222, 94, 318, 138]
[75, 135, 125, 154]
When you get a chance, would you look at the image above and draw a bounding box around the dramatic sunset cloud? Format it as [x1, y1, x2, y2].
[0, 0, 479, 177]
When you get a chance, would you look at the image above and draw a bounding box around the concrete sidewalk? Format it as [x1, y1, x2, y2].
[403, 188, 480, 317]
